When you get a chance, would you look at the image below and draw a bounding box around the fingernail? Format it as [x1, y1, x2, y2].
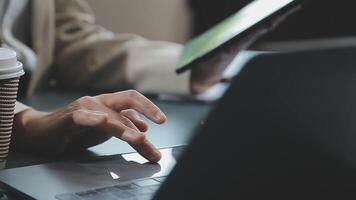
[150, 150, 162, 163]
[155, 111, 166, 123]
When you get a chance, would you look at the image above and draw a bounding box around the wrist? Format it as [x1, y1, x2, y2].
[14, 109, 48, 131]
[12, 109, 49, 148]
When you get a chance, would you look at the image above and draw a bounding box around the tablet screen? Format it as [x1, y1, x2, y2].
[177, 0, 297, 73]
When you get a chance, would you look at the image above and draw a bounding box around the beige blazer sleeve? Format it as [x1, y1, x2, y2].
[53, 0, 190, 95]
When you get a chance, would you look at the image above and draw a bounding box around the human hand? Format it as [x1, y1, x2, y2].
[13, 90, 166, 162]
[190, 5, 301, 94]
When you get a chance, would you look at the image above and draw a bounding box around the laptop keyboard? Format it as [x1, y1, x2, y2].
[55, 176, 167, 200]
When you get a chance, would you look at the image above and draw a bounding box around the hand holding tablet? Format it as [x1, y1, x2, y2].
[178, 0, 305, 94]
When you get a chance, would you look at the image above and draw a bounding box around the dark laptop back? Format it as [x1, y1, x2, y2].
[155, 47, 356, 199]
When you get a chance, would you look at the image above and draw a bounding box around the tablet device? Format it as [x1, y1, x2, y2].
[176, 0, 302, 73]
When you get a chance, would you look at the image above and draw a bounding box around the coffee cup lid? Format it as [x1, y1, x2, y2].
[0, 48, 25, 80]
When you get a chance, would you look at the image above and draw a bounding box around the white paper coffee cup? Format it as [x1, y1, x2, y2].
[0, 48, 24, 168]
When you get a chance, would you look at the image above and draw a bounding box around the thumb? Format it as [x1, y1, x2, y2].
[69, 109, 109, 128]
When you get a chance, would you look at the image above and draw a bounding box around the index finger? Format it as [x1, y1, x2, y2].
[98, 90, 167, 124]
[103, 117, 161, 162]
[130, 138, 162, 163]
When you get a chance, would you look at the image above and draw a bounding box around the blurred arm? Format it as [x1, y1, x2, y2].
[53, 0, 190, 95]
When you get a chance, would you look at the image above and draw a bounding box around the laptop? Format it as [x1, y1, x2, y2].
[10, 0, 356, 199]
[2, 45, 356, 199]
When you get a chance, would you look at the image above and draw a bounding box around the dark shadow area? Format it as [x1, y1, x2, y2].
[189, 0, 356, 42]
